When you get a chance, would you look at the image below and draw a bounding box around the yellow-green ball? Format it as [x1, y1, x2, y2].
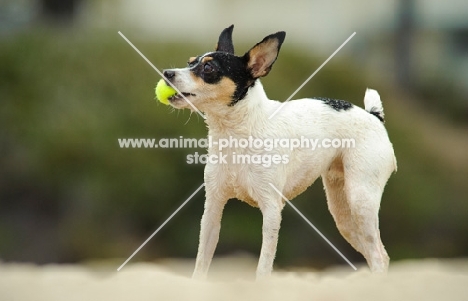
[155, 79, 177, 105]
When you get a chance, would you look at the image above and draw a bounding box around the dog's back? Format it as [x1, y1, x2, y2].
[243, 86, 397, 202]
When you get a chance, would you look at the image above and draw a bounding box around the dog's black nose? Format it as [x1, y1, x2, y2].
[163, 70, 175, 80]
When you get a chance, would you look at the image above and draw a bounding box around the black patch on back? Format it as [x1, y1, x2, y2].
[314, 97, 353, 111]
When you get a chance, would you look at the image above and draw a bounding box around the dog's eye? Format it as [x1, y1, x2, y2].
[203, 63, 214, 73]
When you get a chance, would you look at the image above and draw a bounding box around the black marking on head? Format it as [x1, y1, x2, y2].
[314, 97, 353, 111]
[186, 28, 286, 107]
[189, 52, 255, 106]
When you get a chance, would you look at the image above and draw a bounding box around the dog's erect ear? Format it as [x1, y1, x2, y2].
[215, 25, 235, 54]
[244, 31, 286, 78]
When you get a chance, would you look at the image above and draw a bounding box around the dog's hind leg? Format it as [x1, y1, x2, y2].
[344, 179, 389, 273]
[323, 157, 390, 273]
[323, 159, 356, 251]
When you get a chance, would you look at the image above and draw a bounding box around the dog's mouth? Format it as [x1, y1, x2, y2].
[169, 92, 196, 102]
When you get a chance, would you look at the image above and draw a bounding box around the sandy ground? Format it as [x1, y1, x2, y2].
[1, 257, 467, 301]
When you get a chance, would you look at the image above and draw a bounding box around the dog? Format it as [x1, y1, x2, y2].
[162, 25, 397, 279]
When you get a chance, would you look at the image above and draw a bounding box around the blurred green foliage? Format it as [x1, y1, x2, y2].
[0, 28, 467, 268]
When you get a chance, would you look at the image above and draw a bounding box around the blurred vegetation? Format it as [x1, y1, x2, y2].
[0, 28, 467, 269]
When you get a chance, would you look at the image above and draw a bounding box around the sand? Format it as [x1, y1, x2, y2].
[1, 257, 467, 301]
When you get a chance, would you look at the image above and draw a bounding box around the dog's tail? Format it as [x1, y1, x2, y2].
[364, 88, 385, 123]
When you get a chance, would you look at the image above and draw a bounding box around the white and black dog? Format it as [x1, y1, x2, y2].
[162, 25, 397, 279]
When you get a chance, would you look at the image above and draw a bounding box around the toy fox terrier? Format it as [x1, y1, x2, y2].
[162, 25, 397, 279]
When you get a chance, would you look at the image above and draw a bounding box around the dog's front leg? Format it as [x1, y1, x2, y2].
[256, 198, 284, 279]
[192, 187, 227, 280]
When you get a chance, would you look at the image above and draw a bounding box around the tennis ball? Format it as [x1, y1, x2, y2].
[155, 79, 177, 105]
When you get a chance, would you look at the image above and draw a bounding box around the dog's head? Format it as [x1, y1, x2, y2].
[163, 25, 285, 111]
